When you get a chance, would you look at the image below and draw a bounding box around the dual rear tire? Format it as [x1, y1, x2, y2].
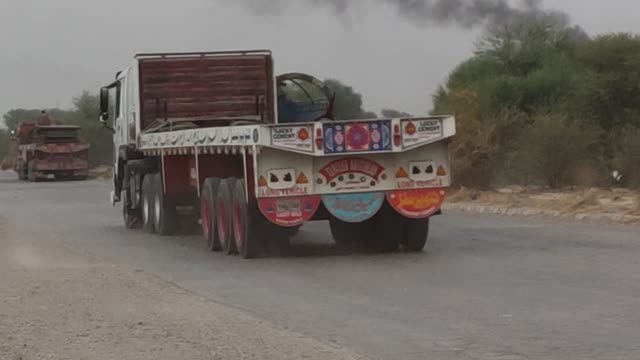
[140, 173, 177, 235]
[329, 207, 431, 252]
[200, 177, 266, 259]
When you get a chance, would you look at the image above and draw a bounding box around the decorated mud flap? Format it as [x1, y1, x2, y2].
[321, 192, 385, 223]
[257, 195, 321, 227]
[386, 188, 447, 219]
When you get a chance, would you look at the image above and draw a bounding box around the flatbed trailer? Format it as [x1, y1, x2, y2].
[100, 50, 455, 258]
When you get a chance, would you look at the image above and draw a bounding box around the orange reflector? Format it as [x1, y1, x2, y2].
[296, 172, 309, 184]
[437, 165, 447, 176]
[258, 176, 268, 187]
[298, 128, 309, 141]
[396, 167, 409, 178]
[405, 121, 416, 135]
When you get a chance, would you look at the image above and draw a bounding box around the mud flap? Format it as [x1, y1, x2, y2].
[257, 196, 321, 227]
[321, 192, 385, 223]
[386, 188, 447, 219]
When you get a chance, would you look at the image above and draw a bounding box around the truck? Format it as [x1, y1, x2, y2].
[99, 50, 455, 258]
[14, 119, 90, 181]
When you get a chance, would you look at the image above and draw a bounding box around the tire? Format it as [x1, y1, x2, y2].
[152, 173, 177, 236]
[141, 175, 156, 233]
[27, 162, 37, 182]
[231, 178, 263, 259]
[122, 184, 142, 229]
[200, 178, 222, 251]
[367, 205, 402, 252]
[17, 163, 26, 180]
[284, 225, 301, 237]
[216, 178, 236, 255]
[402, 218, 430, 252]
[329, 217, 371, 246]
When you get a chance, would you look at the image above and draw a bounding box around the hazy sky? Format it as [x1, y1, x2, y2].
[0, 0, 638, 118]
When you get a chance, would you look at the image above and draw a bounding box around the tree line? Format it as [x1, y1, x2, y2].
[433, 14, 640, 189]
[2, 16, 639, 190]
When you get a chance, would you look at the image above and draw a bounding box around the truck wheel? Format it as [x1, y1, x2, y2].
[17, 163, 26, 180]
[216, 178, 236, 255]
[122, 186, 142, 229]
[141, 175, 156, 233]
[402, 218, 430, 252]
[200, 178, 222, 252]
[231, 179, 262, 259]
[329, 217, 370, 246]
[152, 173, 177, 236]
[367, 206, 402, 252]
[27, 162, 37, 182]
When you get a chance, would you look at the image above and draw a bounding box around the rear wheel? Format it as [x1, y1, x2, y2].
[402, 218, 430, 252]
[367, 205, 402, 252]
[231, 179, 263, 259]
[152, 173, 177, 236]
[27, 162, 37, 182]
[17, 163, 26, 180]
[141, 175, 156, 233]
[216, 178, 236, 255]
[329, 217, 370, 246]
[200, 178, 222, 251]
[122, 185, 142, 229]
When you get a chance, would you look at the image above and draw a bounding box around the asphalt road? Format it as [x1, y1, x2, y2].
[1, 172, 639, 360]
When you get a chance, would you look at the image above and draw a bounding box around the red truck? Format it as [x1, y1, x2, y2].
[14, 121, 90, 181]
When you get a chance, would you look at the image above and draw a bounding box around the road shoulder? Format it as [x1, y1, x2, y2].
[0, 215, 366, 360]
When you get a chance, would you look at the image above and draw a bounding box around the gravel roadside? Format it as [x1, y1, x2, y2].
[0, 215, 367, 360]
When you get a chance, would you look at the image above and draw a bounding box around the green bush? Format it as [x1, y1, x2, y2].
[614, 129, 640, 188]
[514, 115, 602, 188]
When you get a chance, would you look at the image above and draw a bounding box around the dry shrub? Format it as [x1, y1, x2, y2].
[443, 87, 526, 188]
[0, 142, 17, 171]
[567, 191, 600, 211]
[514, 115, 601, 188]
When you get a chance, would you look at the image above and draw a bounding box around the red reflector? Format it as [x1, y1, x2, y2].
[393, 124, 402, 146]
[298, 128, 309, 141]
[296, 172, 309, 184]
[396, 167, 409, 178]
[315, 128, 323, 150]
[405, 121, 416, 135]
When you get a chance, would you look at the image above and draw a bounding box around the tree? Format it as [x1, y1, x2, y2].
[0, 129, 9, 161]
[515, 115, 601, 188]
[66, 91, 113, 166]
[323, 79, 367, 120]
[360, 111, 378, 119]
[431, 13, 640, 188]
[3, 109, 42, 129]
[381, 109, 411, 118]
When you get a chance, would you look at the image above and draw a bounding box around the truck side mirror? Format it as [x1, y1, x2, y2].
[99, 87, 110, 122]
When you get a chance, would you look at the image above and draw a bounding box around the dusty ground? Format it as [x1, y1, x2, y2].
[2, 172, 640, 359]
[0, 215, 365, 360]
[447, 186, 640, 224]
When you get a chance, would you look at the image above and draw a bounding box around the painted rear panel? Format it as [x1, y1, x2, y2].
[255, 141, 451, 198]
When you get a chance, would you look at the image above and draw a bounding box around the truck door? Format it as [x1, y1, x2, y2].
[114, 72, 128, 151]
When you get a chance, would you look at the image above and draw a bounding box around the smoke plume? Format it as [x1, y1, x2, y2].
[233, 0, 567, 29]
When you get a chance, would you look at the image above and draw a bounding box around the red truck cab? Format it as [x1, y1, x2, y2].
[15, 122, 90, 181]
